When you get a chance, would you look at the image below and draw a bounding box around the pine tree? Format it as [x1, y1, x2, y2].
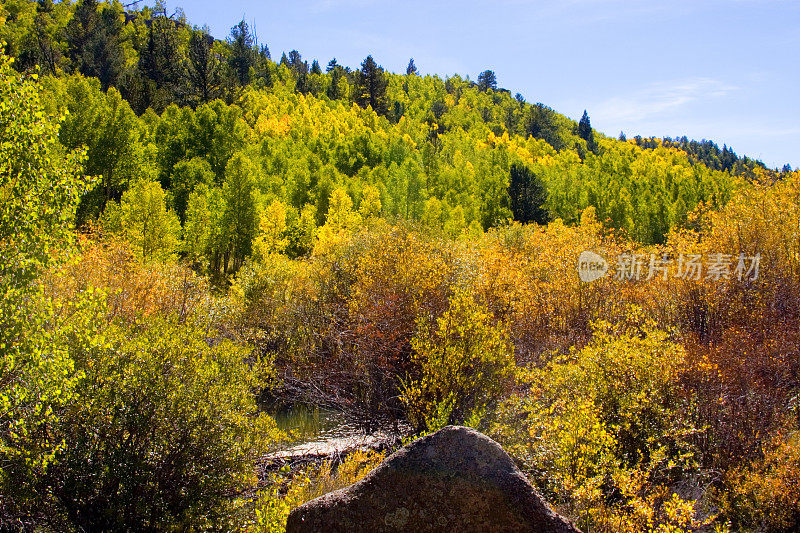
[288, 50, 303, 73]
[327, 64, 343, 100]
[310, 59, 322, 75]
[577, 110, 597, 153]
[355, 55, 389, 116]
[252, 45, 272, 87]
[186, 29, 221, 105]
[17, 0, 62, 75]
[295, 66, 309, 94]
[508, 164, 550, 224]
[137, 3, 183, 110]
[65, 0, 125, 90]
[406, 58, 418, 76]
[477, 70, 497, 92]
[228, 20, 255, 86]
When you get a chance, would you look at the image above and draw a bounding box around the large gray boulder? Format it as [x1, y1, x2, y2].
[286, 425, 581, 533]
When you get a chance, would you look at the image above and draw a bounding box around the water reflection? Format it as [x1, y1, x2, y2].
[272, 404, 361, 445]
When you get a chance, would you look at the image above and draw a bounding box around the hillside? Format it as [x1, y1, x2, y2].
[2, 1, 800, 532]
[1, 0, 781, 261]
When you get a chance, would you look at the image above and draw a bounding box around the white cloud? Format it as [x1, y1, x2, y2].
[593, 78, 738, 123]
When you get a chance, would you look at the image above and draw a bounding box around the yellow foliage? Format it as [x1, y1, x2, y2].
[401, 289, 515, 431]
[252, 450, 385, 532]
[255, 114, 291, 137]
[254, 199, 289, 258]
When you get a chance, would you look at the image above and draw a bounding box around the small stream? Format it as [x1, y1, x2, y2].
[267, 404, 408, 461]
[272, 404, 362, 445]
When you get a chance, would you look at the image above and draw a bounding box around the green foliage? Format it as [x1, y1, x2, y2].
[0, 58, 88, 288]
[53, 314, 281, 531]
[220, 152, 259, 273]
[1, 0, 749, 255]
[46, 74, 147, 223]
[102, 178, 181, 261]
[171, 156, 215, 222]
[0, 49, 90, 525]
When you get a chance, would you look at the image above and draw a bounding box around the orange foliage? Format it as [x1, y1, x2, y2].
[47, 235, 211, 326]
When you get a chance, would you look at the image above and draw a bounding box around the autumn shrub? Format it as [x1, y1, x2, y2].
[477, 210, 675, 367]
[666, 173, 800, 472]
[231, 223, 461, 426]
[347, 225, 457, 423]
[47, 312, 281, 531]
[489, 315, 707, 532]
[401, 289, 515, 431]
[1, 240, 284, 531]
[57, 236, 212, 325]
[722, 431, 800, 532]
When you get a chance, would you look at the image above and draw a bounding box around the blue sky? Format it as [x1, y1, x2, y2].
[162, 0, 798, 169]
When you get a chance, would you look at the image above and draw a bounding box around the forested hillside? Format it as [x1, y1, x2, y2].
[2, 1, 800, 532]
[2, 0, 779, 264]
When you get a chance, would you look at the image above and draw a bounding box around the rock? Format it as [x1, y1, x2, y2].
[286, 425, 581, 533]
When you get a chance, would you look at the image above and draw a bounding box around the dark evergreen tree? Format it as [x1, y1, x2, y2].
[577, 110, 597, 153]
[186, 29, 221, 105]
[406, 58, 418, 76]
[228, 20, 255, 86]
[15, 0, 62, 75]
[326, 58, 339, 73]
[65, 0, 99, 71]
[508, 164, 550, 224]
[279, 52, 289, 67]
[254, 45, 273, 87]
[65, 0, 125, 90]
[619, 131, 627, 141]
[355, 55, 389, 116]
[477, 70, 497, 92]
[327, 63, 343, 100]
[525, 103, 567, 151]
[288, 50, 303, 72]
[137, 4, 184, 111]
[310, 59, 322, 75]
[295, 63, 310, 94]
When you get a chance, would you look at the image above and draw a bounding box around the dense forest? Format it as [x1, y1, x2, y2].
[2, 0, 800, 531]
